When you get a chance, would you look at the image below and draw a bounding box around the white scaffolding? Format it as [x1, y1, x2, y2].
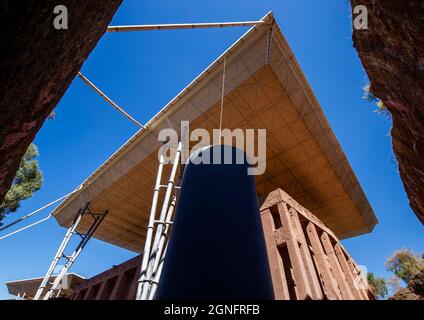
[136, 142, 183, 300]
[34, 204, 107, 300]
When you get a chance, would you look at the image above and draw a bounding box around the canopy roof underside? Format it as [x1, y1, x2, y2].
[52, 12, 377, 252]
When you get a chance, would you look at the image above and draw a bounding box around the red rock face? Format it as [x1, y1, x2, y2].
[390, 269, 424, 300]
[351, 0, 424, 224]
[0, 1, 122, 204]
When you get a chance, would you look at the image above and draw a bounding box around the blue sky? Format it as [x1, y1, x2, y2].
[0, 0, 422, 299]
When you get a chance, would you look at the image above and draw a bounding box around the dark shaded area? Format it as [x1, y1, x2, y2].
[350, 0, 424, 224]
[390, 269, 424, 300]
[0, 1, 122, 204]
[156, 145, 274, 300]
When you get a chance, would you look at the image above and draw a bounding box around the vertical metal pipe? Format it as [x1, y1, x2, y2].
[139, 142, 182, 300]
[34, 226, 72, 299]
[136, 153, 165, 299]
[146, 194, 178, 300]
[148, 192, 179, 300]
[148, 242, 168, 300]
[151, 195, 177, 277]
[43, 241, 84, 299]
[34, 207, 85, 300]
[43, 211, 106, 300]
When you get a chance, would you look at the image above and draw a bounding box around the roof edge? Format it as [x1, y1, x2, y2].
[52, 12, 275, 219]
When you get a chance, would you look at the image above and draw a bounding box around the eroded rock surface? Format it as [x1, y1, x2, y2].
[390, 269, 424, 300]
[350, 0, 424, 224]
[0, 1, 122, 204]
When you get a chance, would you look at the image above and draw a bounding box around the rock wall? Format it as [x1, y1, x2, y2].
[350, 0, 424, 224]
[390, 269, 424, 300]
[0, 1, 122, 204]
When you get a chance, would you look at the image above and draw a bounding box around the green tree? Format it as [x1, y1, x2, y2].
[367, 272, 388, 299]
[386, 249, 424, 283]
[0, 144, 42, 225]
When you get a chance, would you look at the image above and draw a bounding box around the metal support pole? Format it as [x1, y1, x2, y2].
[148, 241, 168, 300]
[151, 195, 177, 277]
[77, 72, 145, 129]
[136, 152, 165, 299]
[147, 194, 178, 300]
[43, 209, 107, 300]
[137, 142, 182, 300]
[107, 21, 265, 32]
[33, 205, 87, 300]
[141, 142, 182, 300]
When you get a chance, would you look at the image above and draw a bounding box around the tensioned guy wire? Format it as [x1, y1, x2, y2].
[0, 185, 83, 240]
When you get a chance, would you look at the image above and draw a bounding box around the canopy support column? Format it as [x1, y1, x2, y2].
[34, 203, 108, 300]
[136, 142, 183, 300]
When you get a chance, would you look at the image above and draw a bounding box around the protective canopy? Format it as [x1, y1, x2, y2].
[52, 12, 377, 252]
